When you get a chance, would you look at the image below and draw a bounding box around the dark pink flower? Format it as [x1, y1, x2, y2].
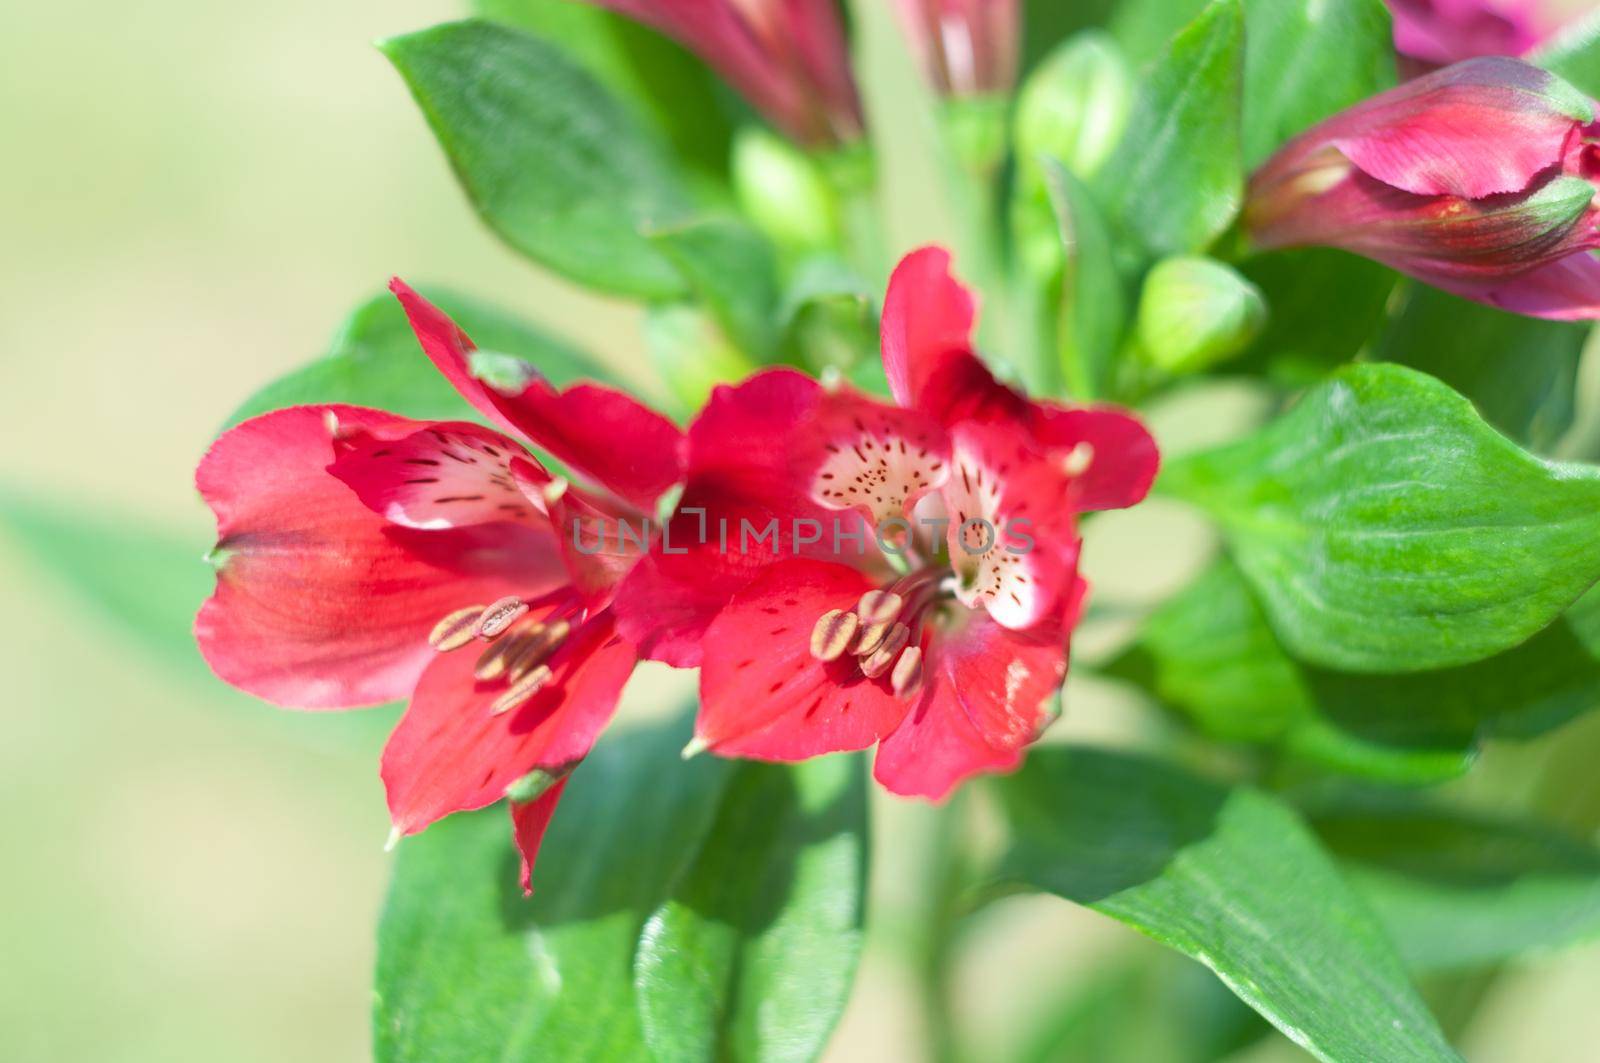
[614, 248, 1158, 799]
[195, 281, 684, 890]
[582, 0, 864, 147]
[1386, 0, 1574, 69]
[892, 0, 1020, 97]
[1245, 57, 1600, 319]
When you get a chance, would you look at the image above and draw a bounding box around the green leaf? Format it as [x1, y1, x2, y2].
[1098, 0, 1244, 258]
[1310, 798, 1600, 972]
[383, 20, 692, 298]
[1045, 159, 1128, 399]
[635, 754, 866, 1063]
[1239, 0, 1394, 166]
[1531, 11, 1600, 98]
[998, 747, 1461, 1062]
[1373, 284, 1587, 454]
[1161, 363, 1600, 672]
[651, 217, 782, 363]
[1109, 0, 1209, 63]
[225, 286, 603, 428]
[1110, 559, 1600, 783]
[1232, 248, 1397, 386]
[374, 715, 866, 1062]
[472, 0, 734, 180]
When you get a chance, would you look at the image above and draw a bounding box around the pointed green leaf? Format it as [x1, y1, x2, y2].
[635, 754, 866, 1063]
[225, 286, 603, 428]
[383, 20, 692, 298]
[1311, 798, 1600, 972]
[1097, 0, 1244, 257]
[1373, 284, 1587, 455]
[1162, 363, 1600, 672]
[1045, 159, 1128, 399]
[374, 716, 866, 1062]
[998, 747, 1461, 1063]
[1110, 559, 1600, 783]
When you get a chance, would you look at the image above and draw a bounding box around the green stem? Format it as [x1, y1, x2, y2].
[913, 790, 972, 1063]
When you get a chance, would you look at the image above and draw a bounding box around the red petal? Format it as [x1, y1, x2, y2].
[512, 778, 569, 896]
[881, 246, 978, 409]
[1028, 403, 1161, 512]
[381, 613, 635, 834]
[328, 420, 547, 529]
[696, 560, 909, 760]
[390, 280, 684, 510]
[874, 610, 1070, 800]
[195, 406, 566, 708]
[613, 369, 895, 667]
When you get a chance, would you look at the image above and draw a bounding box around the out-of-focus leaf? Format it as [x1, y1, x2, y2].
[1161, 363, 1600, 672]
[1098, 0, 1244, 258]
[473, 0, 734, 180]
[635, 754, 866, 1063]
[1110, 0, 1208, 63]
[0, 491, 397, 747]
[383, 20, 691, 298]
[1012, 952, 1269, 1063]
[1021, 0, 1118, 72]
[1240, 0, 1393, 165]
[1046, 159, 1128, 399]
[1110, 559, 1600, 783]
[1310, 797, 1600, 972]
[374, 714, 865, 1062]
[651, 217, 782, 363]
[1532, 11, 1600, 98]
[998, 747, 1461, 1063]
[226, 286, 603, 429]
[1232, 248, 1397, 386]
[1373, 284, 1587, 454]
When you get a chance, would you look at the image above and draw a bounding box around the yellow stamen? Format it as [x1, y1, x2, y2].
[428, 605, 487, 652]
[856, 589, 904, 625]
[859, 623, 910, 679]
[475, 596, 529, 640]
[490, 664, 553, 716]
[810, 609, 859, 661]
[891, 645, 924, 699]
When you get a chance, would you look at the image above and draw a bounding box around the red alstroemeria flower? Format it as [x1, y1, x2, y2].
[1386, 0, 1576, 70]
[195, 282, 683, 890]
[615, 247, 1158, 799]
[580, 0, 865, 148]
[892, 0, 1020, 98]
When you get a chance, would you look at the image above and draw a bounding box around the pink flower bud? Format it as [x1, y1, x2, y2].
[584, 0, 864, 147]
[1386, 0, 1572, 69]
[1245, 57, 1600, 319]
[892, 0, 1020, 97]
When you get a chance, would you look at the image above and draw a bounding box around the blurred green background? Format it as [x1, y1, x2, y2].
[5, 0, 1600, 1059]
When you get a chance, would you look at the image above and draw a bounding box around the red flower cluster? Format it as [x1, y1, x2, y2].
[195, 249, 1157, 888]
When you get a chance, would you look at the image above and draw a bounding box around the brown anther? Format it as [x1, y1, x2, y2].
[810, 609, 859, 661]
[490, 665, 553, 716]
[852, 619, 893, 657]
[473, 638, 517, 681]
[504, 619, 572, 682]
[475, 596, 528, 640]
[859, 623, 910, 678]
[891, 645, 924, 698]
[856, 589, 904, 625]
[428, 605, 487, 652]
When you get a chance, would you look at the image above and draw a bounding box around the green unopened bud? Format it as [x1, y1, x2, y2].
[1136, 256, 1266, 374]
[1014, 32, 1134, 184]
[733, 128, 840, 254]
[647, 304, 757, 415]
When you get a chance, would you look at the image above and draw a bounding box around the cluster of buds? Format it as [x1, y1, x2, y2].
[1244, 57, 1600, 319]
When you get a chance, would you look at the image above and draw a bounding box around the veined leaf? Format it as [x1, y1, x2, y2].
[1161, 363, 1600, 672]
[374, 715, 866, 1062]
[1310, 797, 1600, 972]
[383, 20, 692, 298]
[225, 286, 603, 429]
[1097, 0, 1244, 258]
[1110, 559, 1600, 783]
[1374, 284, 1588, 455]
[999, 747, 1462, 1063]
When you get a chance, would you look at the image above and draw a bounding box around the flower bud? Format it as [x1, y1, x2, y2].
[893, 0, 1019, 98]
[1245, 57, 1600, 320]
[733, 128, 840, 254]
[1136, 256, 1266, 374]
[1013, 32, 1134, 183]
